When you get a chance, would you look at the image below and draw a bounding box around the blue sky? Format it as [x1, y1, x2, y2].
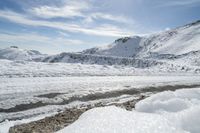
[0, 0, 200, 54]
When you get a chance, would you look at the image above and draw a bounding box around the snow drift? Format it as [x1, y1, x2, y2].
[58, 88, 200, 133]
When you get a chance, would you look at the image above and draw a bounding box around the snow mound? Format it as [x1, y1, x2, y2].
[57, 106, 185, 133]
[135, 88, 200, 133]
[58, 88, 200, 133]
[135, 88, 200, 113]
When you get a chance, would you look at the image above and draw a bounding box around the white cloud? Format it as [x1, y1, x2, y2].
[0, 32, 110, 54]
[85, 13, 134, 24]
[29, 0, 134, 25]
[156, 0, 200, 7]
[58, 31, 70, 37]
[30, 1, 89, 18]
[0, 32, 85, 46]
[0, 10, 134, 37]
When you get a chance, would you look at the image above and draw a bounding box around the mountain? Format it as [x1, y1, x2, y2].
[82, 36, 142, 57]
[40, 20, 200, 73]
[1, 20, 200, 73]
[0, 46, 45, 61]
[82, 20, 200, 59]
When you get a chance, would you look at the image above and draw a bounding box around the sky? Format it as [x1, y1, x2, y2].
[0, 0, 200, 54]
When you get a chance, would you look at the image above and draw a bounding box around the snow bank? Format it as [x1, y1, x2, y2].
[57, 106, 185, 133]
[135, 88, 200, 133]
[58, 88, 200, 133]
[135, 88, 200, 113]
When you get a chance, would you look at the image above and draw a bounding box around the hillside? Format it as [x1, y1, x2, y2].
[0, 46, 45, 61]
[82, 20, 200, 59]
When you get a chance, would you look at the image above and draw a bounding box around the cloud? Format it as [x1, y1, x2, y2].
[85, 13, 134, 24]
[0, 32, 85, 46]
[0, 32, 109, 53]
[156, 0, 200, 7]
[30, 1, 89, 18]
[29, 0, 134, 25]
[58, 31, 70, 37]
[0, 10, 134, 37]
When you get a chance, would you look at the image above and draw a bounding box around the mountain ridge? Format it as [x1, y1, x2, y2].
[0, 20, 200, 74]
[82, 19, 200, 59]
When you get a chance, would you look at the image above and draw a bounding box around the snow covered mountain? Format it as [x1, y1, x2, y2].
[82, 20, 200, 59]
[82, 36, 142, 57]
[0, 46, 46, 61]
[0, 20, 199, 73]
[40, 20, 200, 73]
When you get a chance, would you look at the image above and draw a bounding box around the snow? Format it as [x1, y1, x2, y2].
[135, 88, 200, 133]
[0, 47, 45, 61]
[1, 21, 200, 75]
[83, 20, 200, 57]
[80, 20, 200, 71]
[1, 74, 200, 122]
[152, 23, 200, 55]
[58, 88, 200, 133]
[135, 88, 200, 113]
[83, 36, 142, 57]
[1, 59, 199, 78]
[0, 59, 138, 77]
[57, 106, 186, 133]
[0, 20, 200, 133]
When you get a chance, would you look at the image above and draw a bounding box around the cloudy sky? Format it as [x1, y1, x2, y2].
[0, 0, 200, 54]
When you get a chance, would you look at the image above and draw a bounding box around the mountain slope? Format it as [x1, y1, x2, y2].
[82, 20, 200, 58]
[42, 52, 162, 68]
[82, 36, 142, 57]
[0, 46, 45, 61]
